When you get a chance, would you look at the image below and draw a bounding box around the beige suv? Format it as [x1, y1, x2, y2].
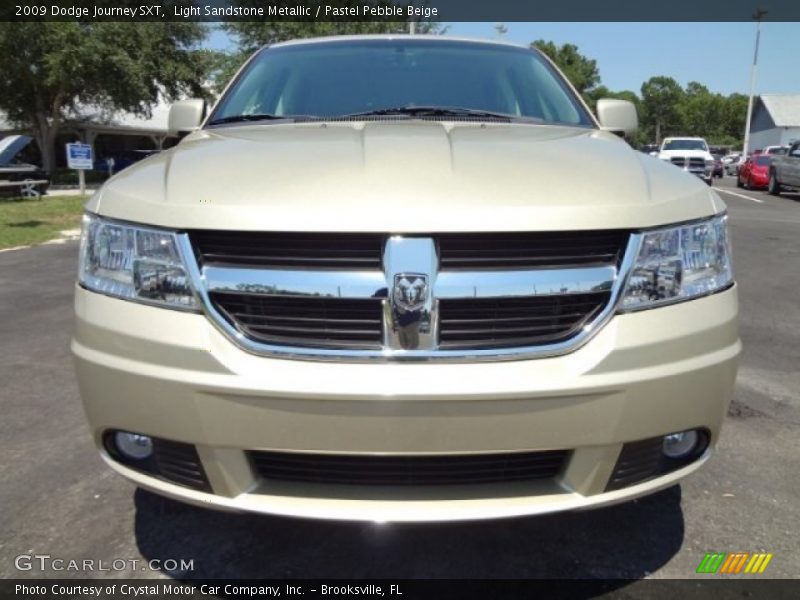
[73, 36, 739, 522]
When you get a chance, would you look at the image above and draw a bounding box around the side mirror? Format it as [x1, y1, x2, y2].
[596, 99, 638, 137]
[168, 99, 205, 135]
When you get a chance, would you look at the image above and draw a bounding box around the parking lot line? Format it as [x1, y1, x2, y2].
[716, 189, 765, 204]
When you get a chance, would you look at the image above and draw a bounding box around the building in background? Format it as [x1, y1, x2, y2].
[0, 100, 178, 175]
[747, 94, 800, 152]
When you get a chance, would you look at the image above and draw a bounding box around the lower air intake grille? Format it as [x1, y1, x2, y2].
[438, 293, 610, 349]
[606, 438, 664, 491]
[210, 293, 384, 349]
[249, 449, 569, 486]
[152, 439, 211, 492]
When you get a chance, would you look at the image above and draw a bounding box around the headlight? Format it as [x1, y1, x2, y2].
[620, 214, 732, 310]
[78, 213, 198, 310]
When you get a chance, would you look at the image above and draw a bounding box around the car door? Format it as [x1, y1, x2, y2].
[787, 143, 800, 186]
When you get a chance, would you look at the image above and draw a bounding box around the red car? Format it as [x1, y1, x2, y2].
[737, 154, 771, 189]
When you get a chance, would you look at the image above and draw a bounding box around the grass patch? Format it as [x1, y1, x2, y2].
[0, 195, 87, 249]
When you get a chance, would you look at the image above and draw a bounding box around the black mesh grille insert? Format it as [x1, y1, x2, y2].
[188, 230, 629, 271]
[606, 438, 664, 491]
[437, 231, 628, 269]
[104, 432, 211, 492]
[210, 293, 384, 349]
[438, 292, 610, 349]
[606, 431, 709, 491]
[249, 449, 569, 486]
[152, 439, 211, 492]
[189, 231, 385, 269]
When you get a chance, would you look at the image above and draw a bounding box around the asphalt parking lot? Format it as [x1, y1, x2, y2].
[1, 175, 798, 584]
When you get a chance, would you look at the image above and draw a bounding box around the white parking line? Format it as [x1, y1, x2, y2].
[716, 188, 765, 204]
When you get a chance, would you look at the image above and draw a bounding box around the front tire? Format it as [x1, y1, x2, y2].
[737, 176, 744, 188]
[768, 172, 782, 196]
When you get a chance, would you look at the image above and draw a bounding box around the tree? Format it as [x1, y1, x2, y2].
[530, 40, 600, 99]
[0, 22, 211, 174]
[640, 76, 685, 144]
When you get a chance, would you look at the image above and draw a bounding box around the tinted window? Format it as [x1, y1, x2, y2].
[662, 139, 708, 151]
[754, 156, 771, 166]
[210, 40, 593, 126]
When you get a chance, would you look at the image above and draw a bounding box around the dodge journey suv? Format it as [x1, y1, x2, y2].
[73, 36, 739, 521]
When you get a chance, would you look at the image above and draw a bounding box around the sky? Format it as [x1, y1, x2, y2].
[207, 22, 800, 97]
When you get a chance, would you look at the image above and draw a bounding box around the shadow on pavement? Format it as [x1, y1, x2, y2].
[134, 484, 684, 581]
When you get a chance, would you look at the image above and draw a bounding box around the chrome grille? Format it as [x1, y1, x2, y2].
[438, 293, 610, 349]
[670, 156, 706, 172]
[210, 293, 383, 349]
[182, 230, 637, 361]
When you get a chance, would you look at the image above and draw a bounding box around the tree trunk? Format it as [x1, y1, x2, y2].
[31, 114, 59, 176]
[655, 121, 662, 145]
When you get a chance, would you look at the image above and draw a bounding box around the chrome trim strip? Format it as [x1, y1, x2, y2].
[435, 266, 616, 298]
[204, 266, 387, 299]
[177, 233, 642, 362]
[202, 265, 617, 300]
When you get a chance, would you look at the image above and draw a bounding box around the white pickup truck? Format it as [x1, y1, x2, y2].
[657, 137, 715, 185]
[768, 141, 800, 195]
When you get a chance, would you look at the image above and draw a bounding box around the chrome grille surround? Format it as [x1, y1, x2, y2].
[177, 232, 641, 362]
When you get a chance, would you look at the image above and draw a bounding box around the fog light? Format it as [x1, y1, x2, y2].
[662, 430, 699, 459]
[114, 432, 153, 460]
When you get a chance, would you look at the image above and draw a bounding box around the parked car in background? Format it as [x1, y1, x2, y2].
[0, 135, 49, 197]
[640, 143, 659, 155]
[737, 154, 771, 189]
[657, 137, 715, 185]
[710, 154, 724, 178]
[768, 141, 800, 195]
[761, 145, 789, 156]
[724, 153, 744, 176]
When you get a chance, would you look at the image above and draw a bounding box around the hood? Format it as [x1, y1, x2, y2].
[0, 135, 33, 166]
[91, 121, 723, 232]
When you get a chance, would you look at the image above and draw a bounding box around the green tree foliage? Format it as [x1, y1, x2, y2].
[530, 40, 748, 148]
[640, 76, 685, 144]
[531, 40, 601, 100]
[0, 22, 211, 173]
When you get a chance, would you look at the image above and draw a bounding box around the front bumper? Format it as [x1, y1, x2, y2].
[73, 285, 740, 522]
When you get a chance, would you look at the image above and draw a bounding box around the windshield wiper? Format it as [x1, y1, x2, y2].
[341, 106, 540, 122]
[207, 113, 310, 126]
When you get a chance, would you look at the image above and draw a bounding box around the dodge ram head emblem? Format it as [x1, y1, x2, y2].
[393, 273, 428, 312]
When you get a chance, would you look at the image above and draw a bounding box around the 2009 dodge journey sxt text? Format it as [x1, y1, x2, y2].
[72, 36, 739, 521]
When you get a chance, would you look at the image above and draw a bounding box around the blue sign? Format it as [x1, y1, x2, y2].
[66, 143, 93, 170]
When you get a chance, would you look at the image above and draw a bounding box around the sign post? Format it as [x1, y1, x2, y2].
[66, 142, 93, 196]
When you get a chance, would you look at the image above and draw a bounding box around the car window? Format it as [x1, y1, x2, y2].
[662, 139, 708, 151]
[210, 40, 594, 127]
[790, 144, 800, 157]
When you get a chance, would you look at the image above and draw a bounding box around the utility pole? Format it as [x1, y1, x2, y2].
[743, 8, 767, 157]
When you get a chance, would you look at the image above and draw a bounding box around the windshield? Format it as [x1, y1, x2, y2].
[209, 39, 593, 127]
[662, 139, 708, 152]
